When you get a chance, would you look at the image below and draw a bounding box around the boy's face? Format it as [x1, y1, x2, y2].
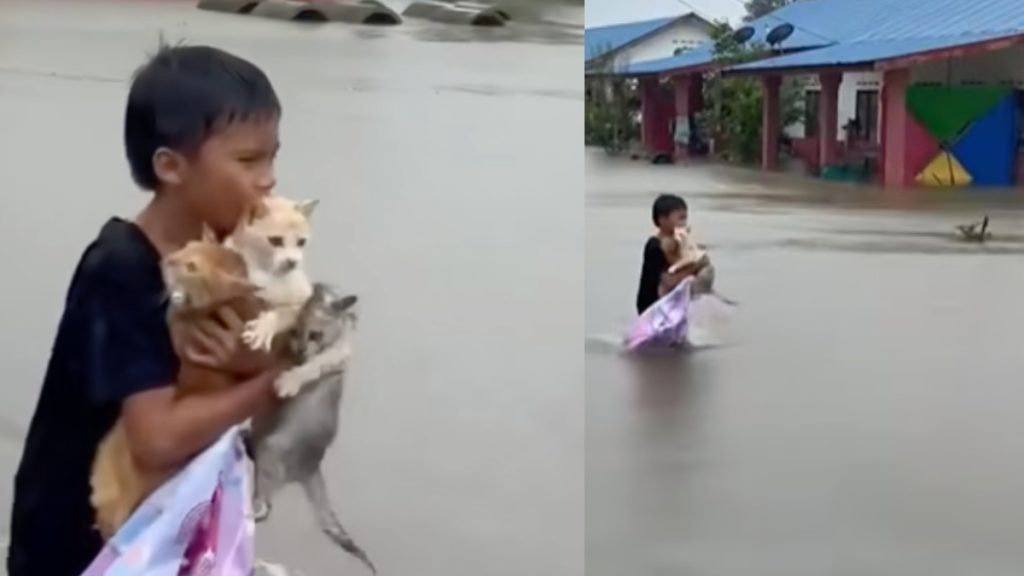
[659, 209, 688, 233]
[177, 117, 280, 236]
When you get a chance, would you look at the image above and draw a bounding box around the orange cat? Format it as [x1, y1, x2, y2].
[89, 227, 259, 540]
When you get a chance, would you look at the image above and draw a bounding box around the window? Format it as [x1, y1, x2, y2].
[804, 90, 820, 138]
[672, 39, 700, 56]
[855, 90, 879, 144]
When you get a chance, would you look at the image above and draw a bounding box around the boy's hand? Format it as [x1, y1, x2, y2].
[659, 254, 712, 295]
[184, 307, 280, 376]
[668, 255, 709, 278]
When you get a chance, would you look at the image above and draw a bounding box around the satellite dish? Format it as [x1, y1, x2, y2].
[732, 25, 755, 44]
[766, 22, 795, 47]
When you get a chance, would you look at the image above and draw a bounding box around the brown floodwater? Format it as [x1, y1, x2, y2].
[0, 2, 583, 574]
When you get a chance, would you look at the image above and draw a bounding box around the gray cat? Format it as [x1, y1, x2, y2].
[245, 283, 376, 573]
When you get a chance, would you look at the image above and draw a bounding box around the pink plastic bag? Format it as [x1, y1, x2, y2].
[624, 277, 693, 352]
[81, 428, 254, 576]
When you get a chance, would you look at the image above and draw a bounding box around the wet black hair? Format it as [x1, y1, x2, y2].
[124, 43, 281, 190]
[651, 194, 688, 226]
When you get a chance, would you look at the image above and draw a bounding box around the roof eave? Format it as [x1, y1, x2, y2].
[874, 32, 1024, 70]
[725, 61, 875, 76]
[585, 70, 659, 79]
[725, 31, 1024, 77]
[657, 62, 719, 81]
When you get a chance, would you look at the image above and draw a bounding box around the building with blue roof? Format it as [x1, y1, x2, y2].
[585, 13, 714, 73]
[585, 13, 714, 158]
[617, 0, 1024, 188]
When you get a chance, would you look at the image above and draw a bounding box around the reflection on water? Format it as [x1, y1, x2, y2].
[626, 354, 696, 416]
[587, 150, 1024, 576]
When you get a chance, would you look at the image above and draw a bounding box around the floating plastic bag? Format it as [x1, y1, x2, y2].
[82, 427, 254, 576]
[624, 278, 693, 351]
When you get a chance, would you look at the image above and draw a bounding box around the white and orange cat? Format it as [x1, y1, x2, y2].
[229, 196, 319, 397]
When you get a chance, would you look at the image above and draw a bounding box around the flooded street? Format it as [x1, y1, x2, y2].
[586, 150, 1024, 575]
[0, 2, 582, 574]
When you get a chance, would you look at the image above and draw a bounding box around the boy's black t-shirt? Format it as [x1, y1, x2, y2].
[636, 236, 667, 315]
[7, 218, 179, 576]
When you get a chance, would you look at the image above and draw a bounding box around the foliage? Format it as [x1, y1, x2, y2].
[585, 80, 640, 153]
[584, 43, 640, 153]
[743, 0, 793, 20]
[697, 21, 804, 164]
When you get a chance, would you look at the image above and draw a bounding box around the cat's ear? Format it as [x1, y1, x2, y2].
[201, 224, 218, 243]
[234, 200, 267, 232]
[331, 294, 358, 314]
[251, 199, 269, 222]
[296, 199, 319, 220]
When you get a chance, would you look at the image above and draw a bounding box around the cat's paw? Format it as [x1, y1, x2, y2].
[274, 369, 307, 398]
[242, 316, 276, 351]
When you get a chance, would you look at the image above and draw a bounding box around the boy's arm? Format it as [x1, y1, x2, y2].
[125, 305, 285, 471]
[659, 254, 711, 295]
[121, 366, 282, 471]
[637, 238, 667, 312]
[640, 238, 666, 282]
[85, 266, 282, 472]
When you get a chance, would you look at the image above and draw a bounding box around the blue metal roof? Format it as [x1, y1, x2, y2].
[620, 0, 1024, 76]
[619, 44, 716, 76]
[854, 0, 1024, 42]
[584, 15, 682, 62]
[726, 0, 896, 51]
[730, 30, 1022, 71]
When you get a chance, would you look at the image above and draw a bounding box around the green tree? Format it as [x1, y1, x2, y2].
[743, 0, 792, 20]
[585, 44, 640, 153]
[698, 21, 804, 163]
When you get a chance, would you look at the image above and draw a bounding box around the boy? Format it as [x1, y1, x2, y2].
[635, 194, 714, 315]
[8, 45, 290, 576]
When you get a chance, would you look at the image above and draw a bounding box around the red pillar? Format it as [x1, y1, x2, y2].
[761, 75, 781, 171]
[819, 72, 841, 169]
[640, 77, 674, 156]
[881, 68, 910, 187]
[686, 73, 704, 111]
[672, 73, 705, 158]
[641, 77, 658, 155]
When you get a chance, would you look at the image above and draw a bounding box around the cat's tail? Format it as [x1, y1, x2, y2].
[90, 421, 137, 541]
[709, 290, 739, 306]
[301, 470, 377, 574]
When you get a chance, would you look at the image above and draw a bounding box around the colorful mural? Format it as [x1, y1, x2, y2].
[915, 151, 971, 186]
[906, 86, 1019, 187]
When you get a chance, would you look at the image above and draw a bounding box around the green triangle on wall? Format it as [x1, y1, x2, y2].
[906, 85, 1011, 143]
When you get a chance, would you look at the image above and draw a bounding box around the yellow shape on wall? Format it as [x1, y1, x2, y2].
[915, 151, 973, 187]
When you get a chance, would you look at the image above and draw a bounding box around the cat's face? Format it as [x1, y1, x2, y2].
[294, 285, 358, 358]
[162, 228, 254, 311]
[231, 196, 317, 275]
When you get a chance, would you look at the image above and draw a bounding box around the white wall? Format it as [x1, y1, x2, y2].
[612, 17, 712, 72]
[786, 71, 883, 139]
[910, 44, 1024, 86]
